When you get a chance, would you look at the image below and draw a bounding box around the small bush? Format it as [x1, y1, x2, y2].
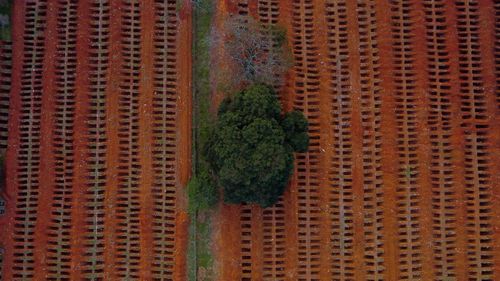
[282, 111, 310, 152]
[187, 167, 218, 214]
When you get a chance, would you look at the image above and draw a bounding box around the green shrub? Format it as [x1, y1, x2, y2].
[282, 111, 310, 152]
[203, 84, 309, 207]
[187, 167, 218, 214]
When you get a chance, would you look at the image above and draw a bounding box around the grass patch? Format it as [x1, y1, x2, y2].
[188, 0, 216, 280]
[187, 166, 217, 215]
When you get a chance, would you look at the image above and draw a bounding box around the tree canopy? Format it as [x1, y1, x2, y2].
[203, 84, 309, 207]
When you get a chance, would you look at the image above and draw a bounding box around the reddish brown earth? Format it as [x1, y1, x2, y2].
[0, 40, 10, 150]
[0, 39, 10, 281]
[213, 1, 500, 281]
[0, 1, 500, 281]
[0, 1, 192, 280]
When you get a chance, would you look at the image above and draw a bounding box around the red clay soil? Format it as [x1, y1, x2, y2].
[0, 40, 11, 150]
[1, 2, 32, 279]
[213, 1, 500, 281]
[210, 0, 238, 111]
[0, 1, 192, 280]
[68, 1, 91, 279]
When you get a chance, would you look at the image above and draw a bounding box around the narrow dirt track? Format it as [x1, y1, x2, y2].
[0, 1, 192, 280]
[214, 1, 500, 280]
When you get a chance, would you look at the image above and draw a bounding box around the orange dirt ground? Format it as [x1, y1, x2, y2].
[0, 40, 10, 150]
[0, 1, 192, 280]
[213, 0, 500, 281]
[0, 1, 500, 281]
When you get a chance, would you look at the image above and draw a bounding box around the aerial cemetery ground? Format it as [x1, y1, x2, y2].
[0, 1, 499, 281]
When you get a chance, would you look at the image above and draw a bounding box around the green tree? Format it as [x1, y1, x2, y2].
[282, 111, 310, 152]
[204, 84, 309, 207]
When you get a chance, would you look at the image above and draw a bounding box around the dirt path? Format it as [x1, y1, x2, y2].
[174, 1, 192, 279]
[373, 2, 399, 279]
[103, 0, 122, 278]
[68, 1, 91, 279]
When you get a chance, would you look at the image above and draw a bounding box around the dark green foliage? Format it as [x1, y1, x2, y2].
[0, 0, 11, 14]
[203, 84, 309, 207]
[282, 111, 310, 152]
[288, 132, 309, 153]
[268, 24, 288, 48]
[0, 0, 11, 40]
[217, 96, 232, 116]
[187, 166, 218, 214]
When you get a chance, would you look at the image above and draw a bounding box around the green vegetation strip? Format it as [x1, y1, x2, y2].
[188, 0, 215, 280]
